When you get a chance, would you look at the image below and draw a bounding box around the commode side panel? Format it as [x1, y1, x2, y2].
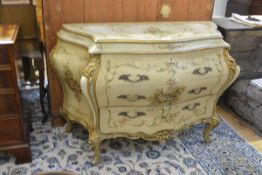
[51, 40, 92, 122]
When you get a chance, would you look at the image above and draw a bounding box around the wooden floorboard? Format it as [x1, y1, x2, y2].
[218, 105, 262, 153]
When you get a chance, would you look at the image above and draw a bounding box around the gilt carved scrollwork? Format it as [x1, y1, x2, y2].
[80, 55, 102, 164]
[149, 79, 185, 105]
[223, 49, 238, 72]
[107, 130, 174, 143]
[82, 56, 101, 81]
[64, 65, 82, 102]
[80, 55, 101, 127]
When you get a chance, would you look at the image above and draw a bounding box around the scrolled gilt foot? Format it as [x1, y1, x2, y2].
[64, 122, 73, 133]
[59, 107, 73, 133]
[203, 116, 220, 143]
[88, 135, 101, 164]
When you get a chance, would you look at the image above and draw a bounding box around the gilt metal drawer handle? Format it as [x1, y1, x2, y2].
[119, 111, 146, 119]
[193, 67, 212, 75]
[118, 95, 146, 102]
[119, 74, 149, 83]
[188, 87, 207, 95]
[182, 103, 200, 111]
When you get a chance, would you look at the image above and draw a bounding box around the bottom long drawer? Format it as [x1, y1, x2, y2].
[0, 117, 24, 146]
[99, 95, 217, 135]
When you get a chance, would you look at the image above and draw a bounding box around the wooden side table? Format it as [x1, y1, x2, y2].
[0, 24, 31, 164]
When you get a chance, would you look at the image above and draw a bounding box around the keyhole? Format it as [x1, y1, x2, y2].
[160, 3, 171, 18]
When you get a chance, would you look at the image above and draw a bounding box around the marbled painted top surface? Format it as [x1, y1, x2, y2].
[62, 22, 223, 43]
[58, 22, 230, 54]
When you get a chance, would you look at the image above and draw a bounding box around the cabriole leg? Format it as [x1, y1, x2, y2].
[60, 108, 73, 133]
[64, 120, 73, 133]
[203, 116, 220, 142]
[88, 132, 101, 164]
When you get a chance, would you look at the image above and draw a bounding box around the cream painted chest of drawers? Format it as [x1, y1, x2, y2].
[50, 22, 240, 163]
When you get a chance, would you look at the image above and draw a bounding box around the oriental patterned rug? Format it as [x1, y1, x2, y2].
[0, 89, 262, 175]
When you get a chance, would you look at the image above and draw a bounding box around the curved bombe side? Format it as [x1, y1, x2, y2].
[50, 39, 96, 137]
[203, 48, 240, 142]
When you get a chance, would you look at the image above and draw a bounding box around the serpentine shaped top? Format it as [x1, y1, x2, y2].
[57, 21, 230, 54]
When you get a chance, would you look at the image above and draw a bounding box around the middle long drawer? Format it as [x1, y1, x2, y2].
[97, 75, 227, 107]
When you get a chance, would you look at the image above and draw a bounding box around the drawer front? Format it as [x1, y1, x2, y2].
[99, 75, 227, 107]
[96, 48, 228, 107]
[0, 118, 24, 146]
[0, 46, 10, 65]
[100, 95, 216, 135]
[0, 93, 18, 116]
[0, 70, 15, 89]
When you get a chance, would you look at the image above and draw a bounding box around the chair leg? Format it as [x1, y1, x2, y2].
[36, 58, 48, 124]
[21, 56, 31, 81]
[28, 109, 33, 132]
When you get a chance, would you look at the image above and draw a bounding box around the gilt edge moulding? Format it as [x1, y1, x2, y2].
[43, 0, 215, 118]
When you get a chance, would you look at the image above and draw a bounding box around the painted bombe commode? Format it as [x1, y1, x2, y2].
[50, 21, 240, 164]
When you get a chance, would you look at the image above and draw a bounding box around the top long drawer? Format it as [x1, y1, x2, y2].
[96, 48, 229, 107]
[0, 46, 10, 66]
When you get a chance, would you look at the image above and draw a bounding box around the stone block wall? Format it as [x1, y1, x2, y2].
[227, 79, 262, 133]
